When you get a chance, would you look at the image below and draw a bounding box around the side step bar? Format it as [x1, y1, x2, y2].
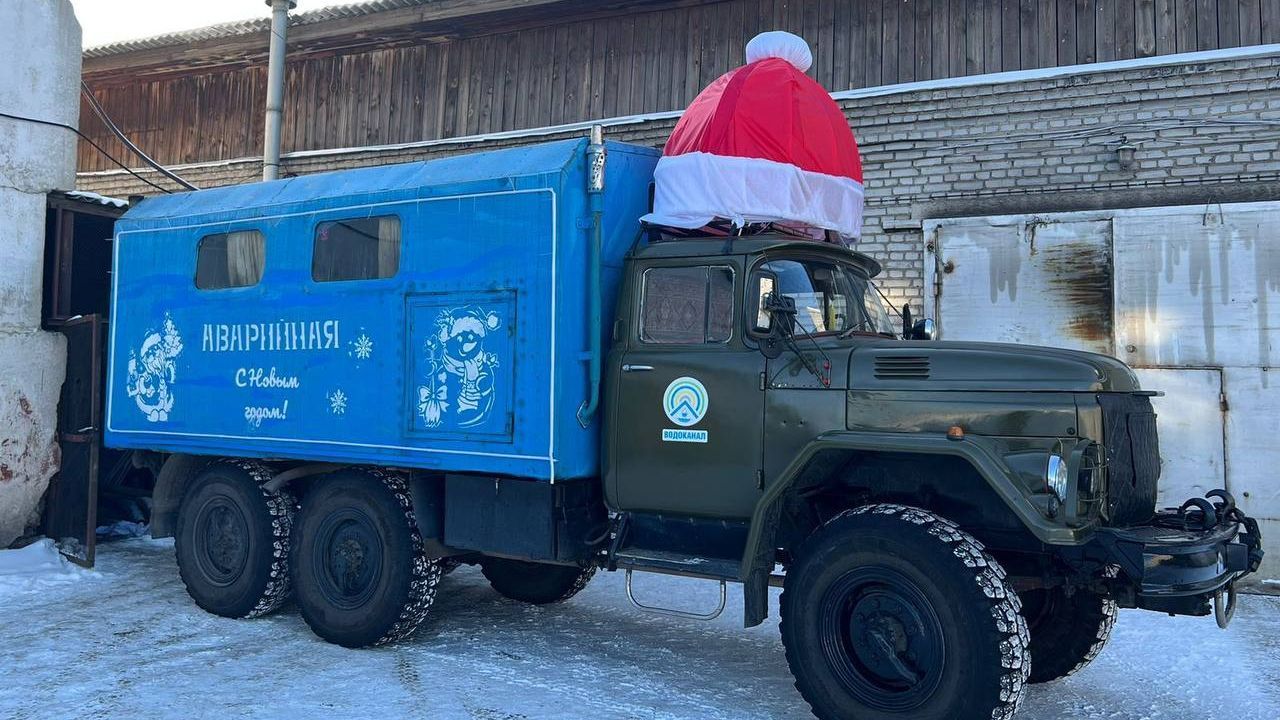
[625, 569, 727, 621]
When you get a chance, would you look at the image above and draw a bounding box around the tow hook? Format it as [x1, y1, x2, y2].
[1214, 583, 1238, 629]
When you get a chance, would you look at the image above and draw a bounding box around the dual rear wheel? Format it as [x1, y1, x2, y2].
[175, 462, 593, 648]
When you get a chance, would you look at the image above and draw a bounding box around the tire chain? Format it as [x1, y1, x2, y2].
[366, 468, 445, 646]
[845, 503, 1032, 720]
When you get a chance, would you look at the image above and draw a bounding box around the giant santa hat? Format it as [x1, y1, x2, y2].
[641, 31, 864, 239]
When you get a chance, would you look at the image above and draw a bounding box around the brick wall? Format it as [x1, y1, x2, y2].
[77, 51, 1280, 310]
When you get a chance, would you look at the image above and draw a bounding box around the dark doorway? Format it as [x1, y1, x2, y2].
[40, 191, 153, 565]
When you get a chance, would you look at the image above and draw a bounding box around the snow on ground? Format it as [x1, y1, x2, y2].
[0, 539, 98, 593]
[1, 538, 1277, 720]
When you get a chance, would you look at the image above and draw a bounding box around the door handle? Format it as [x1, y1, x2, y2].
[622, 364, 654, 373]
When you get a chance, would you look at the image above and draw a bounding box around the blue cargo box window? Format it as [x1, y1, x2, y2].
[195, 230, 265, 290]
[313, 215, 401, 282]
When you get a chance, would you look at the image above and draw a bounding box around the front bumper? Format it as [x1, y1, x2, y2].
[1093, 491, 1264, 622]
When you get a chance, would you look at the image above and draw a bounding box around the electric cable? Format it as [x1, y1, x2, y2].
[80, 82, 198, 191]
[0, 109, 173, 194]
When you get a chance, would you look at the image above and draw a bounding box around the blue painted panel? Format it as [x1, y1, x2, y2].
[105, 139, 660, 482]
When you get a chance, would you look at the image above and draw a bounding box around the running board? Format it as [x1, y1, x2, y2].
[614, 548, 740, 579]
[625, 569, 726, 621]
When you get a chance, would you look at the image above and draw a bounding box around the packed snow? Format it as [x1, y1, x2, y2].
[1, 537, 1276, 720]
[0, 539, 97, 593]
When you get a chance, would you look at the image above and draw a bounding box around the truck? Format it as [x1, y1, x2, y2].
[105, 136, 1263, 720]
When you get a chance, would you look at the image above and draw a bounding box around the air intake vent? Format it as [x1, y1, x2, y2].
[874, 356, 931, 380]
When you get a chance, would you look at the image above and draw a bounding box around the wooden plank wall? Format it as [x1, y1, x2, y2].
[79, 0, 1280, 171]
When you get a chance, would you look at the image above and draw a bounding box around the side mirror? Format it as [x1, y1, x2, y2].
[749, 272, 779, 335]
[909, 318, 936, 341]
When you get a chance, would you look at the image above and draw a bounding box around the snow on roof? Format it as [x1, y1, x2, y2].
[83, 0, 432, 58]
[61, 190, 129, 209]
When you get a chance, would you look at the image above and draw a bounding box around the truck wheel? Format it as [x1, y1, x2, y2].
[780, 504, 1029, 720]
[1021, 587, 1116, 683]
[292, 469, 443, 647]
[175, 460, 295, 619]
[480, 557, 596, 604]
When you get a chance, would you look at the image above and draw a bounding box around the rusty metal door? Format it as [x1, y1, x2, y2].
[926, 202, 1279, 585]
[42, 314, 104, 566]
[924, 217, 1114, 354]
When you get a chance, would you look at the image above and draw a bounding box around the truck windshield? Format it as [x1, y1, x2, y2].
[760, 258, 897, 337]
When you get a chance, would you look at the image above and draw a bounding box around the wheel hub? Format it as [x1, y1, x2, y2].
[820, 567, 946, 712]
[194, 497, 250, 586]
[314, 509, 384, 610]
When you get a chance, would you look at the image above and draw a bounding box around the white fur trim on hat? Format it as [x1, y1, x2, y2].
[745, 31, 813, 72]
[640, 152, 864, 238]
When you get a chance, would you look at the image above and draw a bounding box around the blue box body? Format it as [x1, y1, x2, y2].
[105, 139, 659, 481]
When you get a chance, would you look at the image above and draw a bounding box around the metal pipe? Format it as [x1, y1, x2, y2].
[262, 0, 296, 181]
[576, 125, 607, 428]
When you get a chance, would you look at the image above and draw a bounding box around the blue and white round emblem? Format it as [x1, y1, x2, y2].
[663, 376, 709, 427]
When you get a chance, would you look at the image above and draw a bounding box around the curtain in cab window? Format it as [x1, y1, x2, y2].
[196, 230, 265, 289]
[313, 215, 401, 282]
[641, 266, 733, 343]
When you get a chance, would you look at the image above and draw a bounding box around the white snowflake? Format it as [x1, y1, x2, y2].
[327, 389, 348, 415]
[351, 334, 374, 360]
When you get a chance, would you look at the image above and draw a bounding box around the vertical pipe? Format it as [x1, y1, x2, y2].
[262, 0, 295, 182]
[577, 126, 606, 428]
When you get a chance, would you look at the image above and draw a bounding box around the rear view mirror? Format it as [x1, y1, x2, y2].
[750, 273, 778, 335]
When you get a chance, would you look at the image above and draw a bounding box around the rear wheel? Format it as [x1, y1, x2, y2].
[175, 460, 295, 619]
[480, 557, 596, 605]
[780, 504, 1029, 720]
[292, 469, 442, 647]
[1021, 586, 1116, 683]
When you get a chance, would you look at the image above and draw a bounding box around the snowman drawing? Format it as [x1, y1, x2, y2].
[417, 306, 502, 429]
[126, 314, 184, 422]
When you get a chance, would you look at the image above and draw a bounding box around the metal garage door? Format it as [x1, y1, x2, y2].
[924, 202, 1279, 587]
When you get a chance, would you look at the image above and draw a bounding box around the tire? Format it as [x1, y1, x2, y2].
[1021, 586, 1117, 683]
[175, 460, 295, 619]
[480, 557, 596, 605]
[780, 504, 1030, 720]
[292, 469, 443, 647]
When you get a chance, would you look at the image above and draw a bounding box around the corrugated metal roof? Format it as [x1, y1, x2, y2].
[83, 0, 433, 58]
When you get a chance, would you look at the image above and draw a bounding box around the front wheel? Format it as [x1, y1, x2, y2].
[780, 504, 1029, 720]
[1021, 586, 1116, 683]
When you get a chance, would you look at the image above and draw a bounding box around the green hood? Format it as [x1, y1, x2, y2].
[848, 340, 1142, 392]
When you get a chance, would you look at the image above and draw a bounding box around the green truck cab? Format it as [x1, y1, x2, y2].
[600, 233, 1263, 719]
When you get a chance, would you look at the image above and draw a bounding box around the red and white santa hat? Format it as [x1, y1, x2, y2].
[641, 31, 865, 239]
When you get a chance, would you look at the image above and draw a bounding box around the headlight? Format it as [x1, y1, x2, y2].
[1047, 454, 1070, 500]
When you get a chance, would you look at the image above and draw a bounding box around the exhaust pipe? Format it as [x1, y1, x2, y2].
[262, 0, 296, 181]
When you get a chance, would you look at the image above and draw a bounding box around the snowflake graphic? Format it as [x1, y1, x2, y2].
[327, 389, 348, 415]
[351, 333, 374, 360]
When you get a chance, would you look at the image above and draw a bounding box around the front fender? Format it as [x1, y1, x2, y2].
[739, 431, 1087, 580]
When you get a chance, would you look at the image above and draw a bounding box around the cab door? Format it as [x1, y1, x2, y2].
[609, 261, 766, 519]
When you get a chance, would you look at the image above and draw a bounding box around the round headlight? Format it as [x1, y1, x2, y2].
[1047, 454, 1070, 500]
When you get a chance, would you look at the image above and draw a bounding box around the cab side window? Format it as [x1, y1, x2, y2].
[640, 266, 734, 344]
[195, 230, 265, 290]
[312, 215, 401, 282]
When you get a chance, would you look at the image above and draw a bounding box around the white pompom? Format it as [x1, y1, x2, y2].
[745, 31, 813, 72]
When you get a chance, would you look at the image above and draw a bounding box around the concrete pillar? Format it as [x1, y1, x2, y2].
[0, 1, 81, 546]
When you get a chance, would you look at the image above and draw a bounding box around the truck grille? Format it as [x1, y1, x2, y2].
[1098, 394, 1160, 526]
